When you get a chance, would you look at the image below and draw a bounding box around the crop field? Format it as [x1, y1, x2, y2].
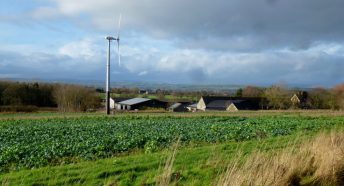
[1, 110, 344, 120]
[1, 114, 344, 175]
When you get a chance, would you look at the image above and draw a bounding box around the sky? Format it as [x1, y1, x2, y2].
[0, 0, 344, 87]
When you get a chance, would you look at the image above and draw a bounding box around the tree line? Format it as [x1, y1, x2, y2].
[0, 81, 100, 112]
[0, 80, 343, 112]
[235, 84, 344, 110]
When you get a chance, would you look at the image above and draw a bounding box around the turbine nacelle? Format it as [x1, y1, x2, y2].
[106, 36, 118, 41]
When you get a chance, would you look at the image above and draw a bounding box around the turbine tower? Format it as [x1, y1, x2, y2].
[105, 15, 121, 115]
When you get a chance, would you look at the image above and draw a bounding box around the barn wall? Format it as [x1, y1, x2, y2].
[115, 104, 121, 110]
[291, 94, 301, 104]
[197, 98, 206, 111]
[226, 103, 238, 112]
[110, 98, 115, 109]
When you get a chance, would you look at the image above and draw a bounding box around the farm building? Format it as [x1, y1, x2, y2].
[138, 89, 149, 95]
[110, 97, 131, 110]
[291, 94, 300, 104]
[196, 96, 263, 111]
[117, 98, 168, 110]
[186, 103, 198, 112]
[168, 102, 191, 112]
[290, 91, 308, 108]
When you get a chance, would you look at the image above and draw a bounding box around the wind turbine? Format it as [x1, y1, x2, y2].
[105, 14, 121, 115]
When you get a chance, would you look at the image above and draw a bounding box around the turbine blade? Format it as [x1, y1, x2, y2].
[117, 14, 122, 39]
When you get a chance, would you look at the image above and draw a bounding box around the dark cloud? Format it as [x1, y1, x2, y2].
[266, 0, 279, 5]
[45, 0, 344, 51]
[1, 1, 344, 86]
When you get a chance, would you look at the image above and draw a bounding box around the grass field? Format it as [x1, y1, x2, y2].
[0, 111, 344, 185]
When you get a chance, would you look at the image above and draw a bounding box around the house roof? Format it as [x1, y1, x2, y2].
[118, 98, 151, 105]
[201, 96, 234, 105]
[291, 94, 301, 102]
[201, 96, 262, 110]
[207, 100, 244, 109]
[293, 91, 308, 102]
[202, 96, 262, 104]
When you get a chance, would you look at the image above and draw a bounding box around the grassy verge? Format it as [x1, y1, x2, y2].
[0, 133, 313, 186]
[217, 130, 344, 186]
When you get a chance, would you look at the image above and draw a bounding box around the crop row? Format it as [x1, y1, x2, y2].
[0, 116, 343, 172]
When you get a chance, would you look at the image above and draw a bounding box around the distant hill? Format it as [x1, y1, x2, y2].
[0, 78, 316, 92]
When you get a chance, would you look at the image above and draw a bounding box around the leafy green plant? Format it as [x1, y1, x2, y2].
[0, 116, 343, 172]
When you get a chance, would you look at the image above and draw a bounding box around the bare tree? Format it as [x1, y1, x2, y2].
[264, 85, 291, 109]
[332, 84, 344, 110]
[53, 84, 101, 112]
[242, 86, 264, 97]
[308, 88, 332, 109]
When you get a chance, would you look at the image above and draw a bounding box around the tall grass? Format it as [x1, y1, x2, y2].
[156, 138, 180, 186]
[217, 130, 344, 186]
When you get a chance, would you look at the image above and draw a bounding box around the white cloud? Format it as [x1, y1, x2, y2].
[138, 71, 148, 76]
[31, 7, 60, 20]
[308, 43, 344, 57]
[1, 40, 343, 85]
[118, 41, 344, 85]
[58, 38, 103, 61]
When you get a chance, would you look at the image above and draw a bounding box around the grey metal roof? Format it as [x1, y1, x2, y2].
[169, 103, 182, 109]
[187, 103, 197, 108]
[118, 98, 151, 105]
